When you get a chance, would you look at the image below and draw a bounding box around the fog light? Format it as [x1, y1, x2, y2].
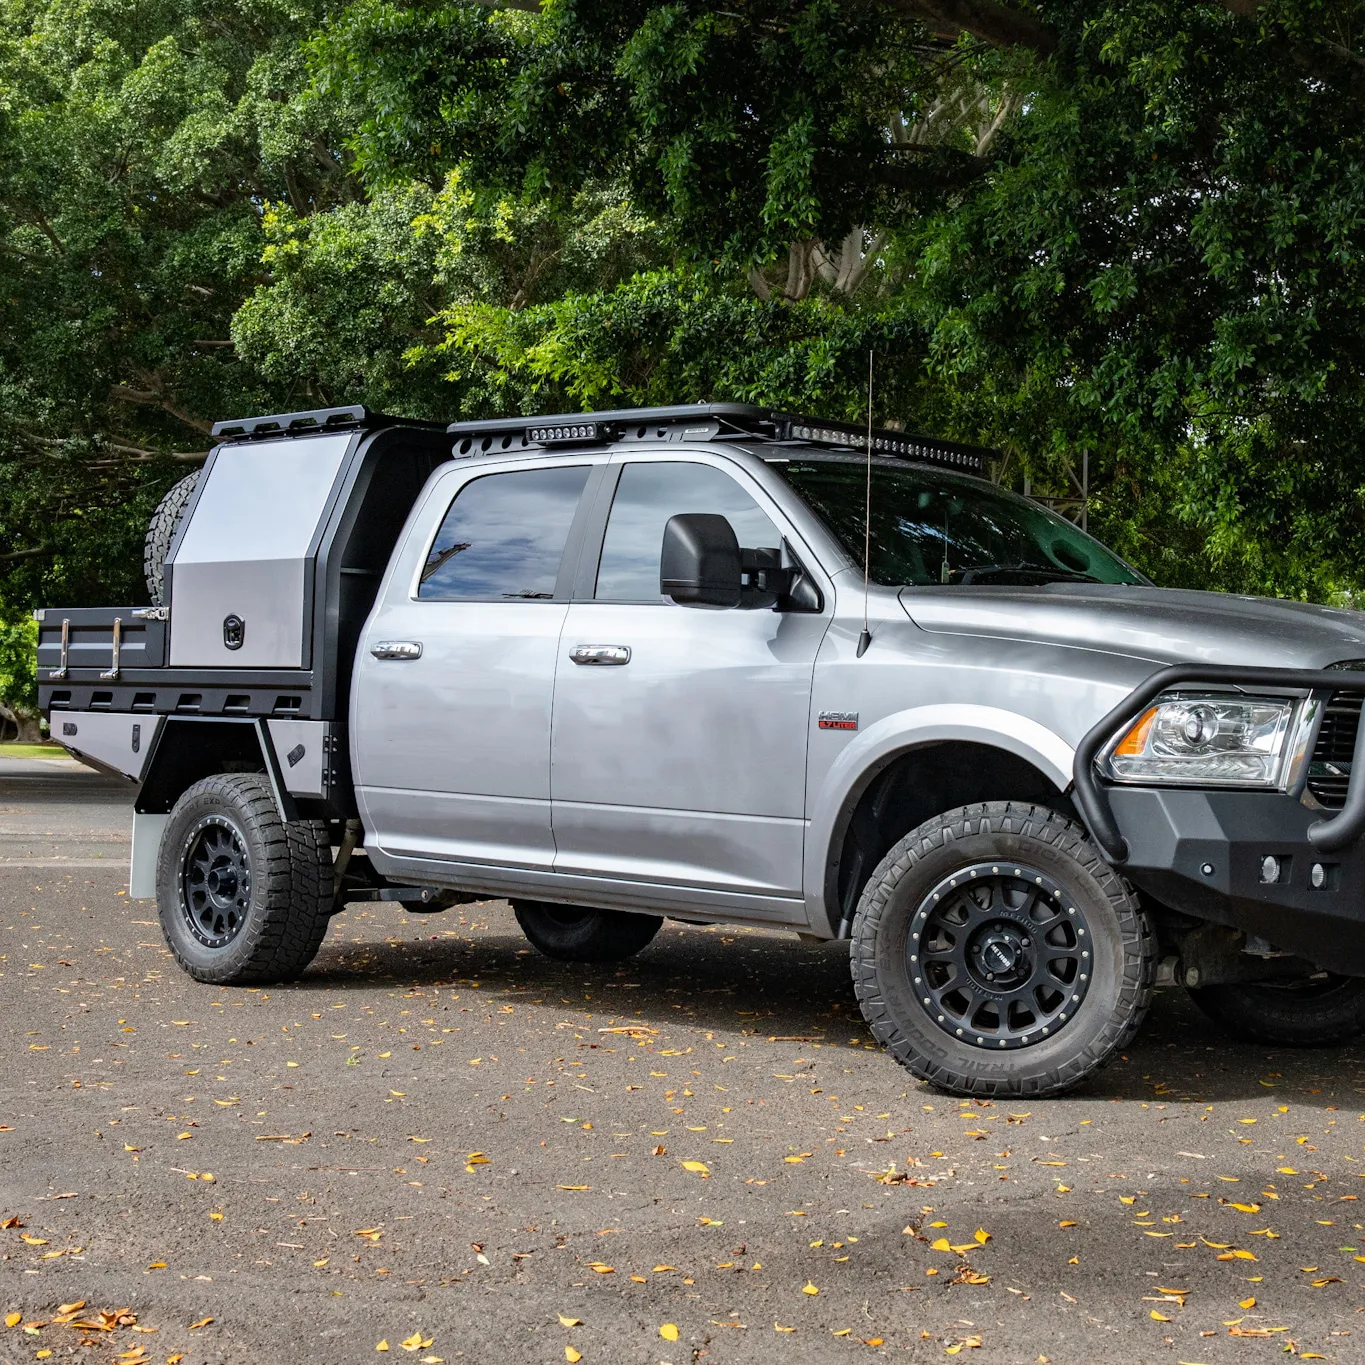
[1260, 855, 1281, 885]
[1311, 862, 1327, 889]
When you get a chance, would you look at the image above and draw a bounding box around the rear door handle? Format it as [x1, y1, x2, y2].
[569, 644, 631, 666]
[371, 641, 423, 660]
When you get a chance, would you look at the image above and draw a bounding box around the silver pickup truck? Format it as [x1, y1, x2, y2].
[36, 403, 1365, 1097]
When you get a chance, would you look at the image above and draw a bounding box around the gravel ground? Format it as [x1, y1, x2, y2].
[2, 757, 1364, 1364]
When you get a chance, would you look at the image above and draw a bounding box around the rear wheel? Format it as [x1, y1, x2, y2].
[156, 773, 332, 984]
[512, 900, 662, 963]
[850, 801, 1154, 1098]
[1188, 976, 1365, 1046]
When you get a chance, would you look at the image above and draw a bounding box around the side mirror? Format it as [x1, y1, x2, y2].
[661, 513, 742, 608]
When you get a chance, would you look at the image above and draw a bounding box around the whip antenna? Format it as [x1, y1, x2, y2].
[856, 349, 874, 658]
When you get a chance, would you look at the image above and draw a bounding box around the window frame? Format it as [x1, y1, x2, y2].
[407, 457, 611, 604]
[571, 448, 826, 607]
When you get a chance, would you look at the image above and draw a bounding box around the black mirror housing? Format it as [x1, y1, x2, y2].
[661, 513, 742, 608]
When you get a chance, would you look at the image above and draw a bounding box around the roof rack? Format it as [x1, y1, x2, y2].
[446, 403, 992, 477]
[211, 405, 446, 440]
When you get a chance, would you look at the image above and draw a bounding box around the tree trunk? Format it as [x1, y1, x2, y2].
[0, 699, 41, 744]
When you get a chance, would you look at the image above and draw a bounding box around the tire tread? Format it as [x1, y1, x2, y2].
[849, 800, 1153, 1098]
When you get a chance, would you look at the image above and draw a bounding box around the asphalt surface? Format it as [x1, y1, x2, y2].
[3, 754, 1365, 1364]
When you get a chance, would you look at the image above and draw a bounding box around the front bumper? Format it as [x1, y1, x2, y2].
[1108, 786, 1365, 973]
[1072, 662, 1365, 975]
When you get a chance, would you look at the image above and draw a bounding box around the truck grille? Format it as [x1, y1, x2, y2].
[1308, 694, 1361, 810]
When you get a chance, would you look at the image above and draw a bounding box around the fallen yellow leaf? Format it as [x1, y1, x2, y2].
[558, 1316, 581, 1328]
[974, 1229, 990, 1245]
[803, 1283, 819, 1296]
[565, 1348, 582, 1363]
[1240, 1297, 1256, 1310]
[1150, 1310, 1171, 1322]
[930, 1237, 952, 1252]
[660, 1324, 679, 1341]
[376, 1343, 389, 1354]
[188, 1317, 213, 1330]
[4, 1312, 20, 1328]
[774, 1323, 796, 1332]
[681, 1161, 710, 1176]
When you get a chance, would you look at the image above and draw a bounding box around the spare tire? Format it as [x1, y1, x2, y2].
[144, 471, 201, 606]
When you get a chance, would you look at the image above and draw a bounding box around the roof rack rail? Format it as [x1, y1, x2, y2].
[211, 406, 445, 440]
[446, 402, 992, 476]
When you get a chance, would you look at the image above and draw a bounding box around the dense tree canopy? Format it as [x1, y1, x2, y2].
[5, 0, 1365, 721]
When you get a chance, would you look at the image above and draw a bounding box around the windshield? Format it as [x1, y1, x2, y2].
[772, 456, 1144, 587]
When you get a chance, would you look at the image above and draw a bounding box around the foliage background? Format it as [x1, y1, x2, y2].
[5, 0, 1365, 722]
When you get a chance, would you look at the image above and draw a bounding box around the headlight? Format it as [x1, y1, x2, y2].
[1104, 694, 1297, 787]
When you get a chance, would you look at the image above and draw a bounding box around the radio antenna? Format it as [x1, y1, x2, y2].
[856, 349, 874, 658]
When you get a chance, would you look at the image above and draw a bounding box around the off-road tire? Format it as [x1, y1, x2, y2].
[144, 470, 201, 606]
[156, 773, 332, 985]
[850, 801, 1154, 1098]
[1188, 977, 1365, 1047]
[512, 900, 662, 963]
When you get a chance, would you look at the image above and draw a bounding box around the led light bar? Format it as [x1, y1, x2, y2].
[448, 403, 992, 477]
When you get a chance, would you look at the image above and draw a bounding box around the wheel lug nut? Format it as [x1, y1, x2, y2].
[1020, 938, 1030, 948]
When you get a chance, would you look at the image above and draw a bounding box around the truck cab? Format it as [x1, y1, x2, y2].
[37, 403, 1365, 1098]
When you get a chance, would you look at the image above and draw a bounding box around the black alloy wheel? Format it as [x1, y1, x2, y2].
[179, 817, 252, 948]
[910, 862, 1092, 1051]
[156, 773, 333, 985]
[851, 801, 1153, 1098]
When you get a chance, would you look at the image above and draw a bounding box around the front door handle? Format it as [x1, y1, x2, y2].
[371, 640, 423, 660]
[569, 644, 631, 666]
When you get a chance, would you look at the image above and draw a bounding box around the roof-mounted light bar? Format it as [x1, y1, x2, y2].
[448, 403, 992, 476]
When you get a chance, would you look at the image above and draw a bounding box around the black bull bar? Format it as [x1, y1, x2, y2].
[1073, 664, 1365, 864]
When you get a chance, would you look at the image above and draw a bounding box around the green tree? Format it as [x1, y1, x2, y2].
[0, 0, 354, 619]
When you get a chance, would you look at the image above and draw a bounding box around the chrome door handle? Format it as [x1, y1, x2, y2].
[371, 641, 423, 660]
[569, 644, 631, 666]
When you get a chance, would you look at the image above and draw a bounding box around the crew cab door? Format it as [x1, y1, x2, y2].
[352, 459, 599, 869]
[549, 454, 829, 907]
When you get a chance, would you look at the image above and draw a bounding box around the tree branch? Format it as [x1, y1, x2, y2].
[0, 543, 52, 564]
[879, 0, 1056, 53]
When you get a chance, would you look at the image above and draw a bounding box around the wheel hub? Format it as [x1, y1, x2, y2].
[179, 817, 252, 949]
[906, 862, 1093, 1050]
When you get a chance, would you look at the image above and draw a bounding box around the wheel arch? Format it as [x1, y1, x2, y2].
[135, 717, 289, 815]
[805, 706, 1076, 938]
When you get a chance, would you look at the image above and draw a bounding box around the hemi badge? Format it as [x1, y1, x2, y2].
[819, 711, 859, 731]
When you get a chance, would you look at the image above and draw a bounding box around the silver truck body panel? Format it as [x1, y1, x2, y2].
[168, 433, 352, 668]
[550, 600, 825, 898]
[352, 455, 583, 871]
[265, 718, 330, 798]
[54, 711, 163, 782]
[902, 584, 1365, 671]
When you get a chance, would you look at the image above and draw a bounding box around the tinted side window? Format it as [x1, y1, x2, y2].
[419, 465, 590, 600]
[595, 462, 781, 602]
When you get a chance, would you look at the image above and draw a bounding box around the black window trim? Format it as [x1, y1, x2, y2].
[573, 452, 815, 608]
[411, 459, 610, 604]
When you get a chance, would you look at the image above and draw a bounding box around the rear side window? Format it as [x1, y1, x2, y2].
[419, 465, 590, 600]
[595, 461, 781, 602]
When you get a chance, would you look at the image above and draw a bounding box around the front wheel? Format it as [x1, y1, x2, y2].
[1188, 976, 1365, 1046]
[850, 801, 1154, 1098]
[156, 773, 333, 984]
[512, 900, 662, 962]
